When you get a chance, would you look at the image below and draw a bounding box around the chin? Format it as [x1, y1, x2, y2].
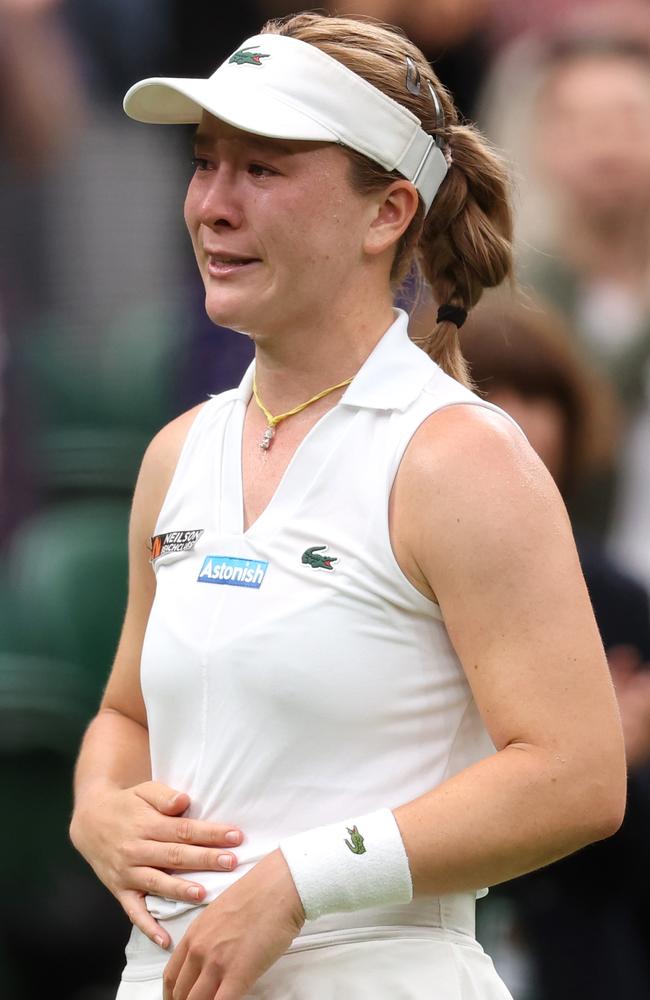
[203, 279, 283, 339]
[203, 294, 255, 335]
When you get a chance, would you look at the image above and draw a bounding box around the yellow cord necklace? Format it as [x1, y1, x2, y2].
[252, 374, 354, 450]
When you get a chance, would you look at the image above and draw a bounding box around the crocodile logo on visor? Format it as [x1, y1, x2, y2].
[229, 47, 270, 66]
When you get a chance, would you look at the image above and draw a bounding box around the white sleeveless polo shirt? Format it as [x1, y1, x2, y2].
[140, 308, 522, 944]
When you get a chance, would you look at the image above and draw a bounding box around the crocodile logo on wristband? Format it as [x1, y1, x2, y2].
[344, 825, 366, 854]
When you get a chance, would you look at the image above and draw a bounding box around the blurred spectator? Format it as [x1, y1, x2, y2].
[483, 0, 604, 55]
[330, 0, 492, 118]
[459, 293, 620, 505]
[460, 292, 650, 1000]
[0, 5, 185, 998]
[0, 0, 83, 166]
[63, 0, 172, 100]
[0, 0, 85, 543]
[5, 0, 201, 505]
[33, 0, 184, 338]
[476, 1, 650, 584]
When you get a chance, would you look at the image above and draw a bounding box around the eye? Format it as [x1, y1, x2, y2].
[191, 156, 210, 171]
[248, 162, 276, 178]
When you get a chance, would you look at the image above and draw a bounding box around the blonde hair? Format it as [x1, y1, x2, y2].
[262, 12, 515, 386]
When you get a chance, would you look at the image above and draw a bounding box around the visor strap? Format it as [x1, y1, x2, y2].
[412, 135, 435, 186]
[412, 143, 449, 213]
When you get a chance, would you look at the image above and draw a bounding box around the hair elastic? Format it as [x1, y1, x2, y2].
[437, 304, 468, 328]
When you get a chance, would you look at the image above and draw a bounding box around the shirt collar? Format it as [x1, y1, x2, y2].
[235, 308, 435, 412]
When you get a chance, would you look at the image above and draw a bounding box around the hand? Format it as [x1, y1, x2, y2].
[69, 781, 243, 949]
[163, 849, 305, 1000]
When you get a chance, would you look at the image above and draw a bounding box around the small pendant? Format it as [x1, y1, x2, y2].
[260, 425, 275, 450]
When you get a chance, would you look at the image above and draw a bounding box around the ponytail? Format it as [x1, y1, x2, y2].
[415, 125, 514, 384]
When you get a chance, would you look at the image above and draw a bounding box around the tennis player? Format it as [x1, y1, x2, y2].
[69, 13, 626, 1000]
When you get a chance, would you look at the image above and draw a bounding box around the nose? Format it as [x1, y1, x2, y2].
[186, 163, 244, 231]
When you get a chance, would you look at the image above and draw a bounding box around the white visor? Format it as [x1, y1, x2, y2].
[123, 32, 448, 213]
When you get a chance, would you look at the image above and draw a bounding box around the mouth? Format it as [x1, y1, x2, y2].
[206, 252, 261, 277]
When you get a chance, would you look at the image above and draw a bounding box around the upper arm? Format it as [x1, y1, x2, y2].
[393, 405, 625, 771]
[99, 403, 207, 725]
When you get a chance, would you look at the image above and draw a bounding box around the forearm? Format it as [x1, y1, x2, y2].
[278, 736, 624, 925]
[394, 741, 625, 896]
[72, 708, 151, 806]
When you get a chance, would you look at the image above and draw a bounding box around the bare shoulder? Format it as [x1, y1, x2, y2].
[397, 402, 563, 525]
[130, 400, 211, 542]
[391, 403, 573, 602]
[138, 401, 209, 500]
[404, 402, 539, 487]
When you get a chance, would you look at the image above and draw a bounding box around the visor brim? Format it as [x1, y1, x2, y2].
[123, 77, 340, 144]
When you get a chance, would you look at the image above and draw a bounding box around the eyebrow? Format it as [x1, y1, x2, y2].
[192, 128, 296, 156]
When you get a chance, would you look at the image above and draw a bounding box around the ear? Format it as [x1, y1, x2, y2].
[363, 180, 420, 257]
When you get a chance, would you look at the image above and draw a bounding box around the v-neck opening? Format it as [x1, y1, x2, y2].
[217, 309, 425, 540]
[222, 395, 347, 539]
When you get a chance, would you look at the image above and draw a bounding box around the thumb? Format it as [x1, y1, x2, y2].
[134, 781, 191, 815]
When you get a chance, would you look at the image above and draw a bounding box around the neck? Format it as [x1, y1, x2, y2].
[248, 288, 397, 414]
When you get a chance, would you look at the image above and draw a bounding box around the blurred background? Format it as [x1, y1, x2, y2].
[1, 1, 649, 997]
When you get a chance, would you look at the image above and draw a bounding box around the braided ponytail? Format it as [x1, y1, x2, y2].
[416, 125, 514, 383]
[263, 12, 515, 386]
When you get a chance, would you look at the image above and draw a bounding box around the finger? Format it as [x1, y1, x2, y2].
[163, 939, 185, 1000]
[131, 866, 209, 905]
[155, 816, 243, 849]
[119, 889, 172, 950]
[164, 946, 204, 1000]
[134, 781, 192, 815]
[181, 962, 221, 1000]
[140, 841, 238, 874]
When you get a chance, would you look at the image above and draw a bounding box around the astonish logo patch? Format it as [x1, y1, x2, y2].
[197, 555, 268, 589]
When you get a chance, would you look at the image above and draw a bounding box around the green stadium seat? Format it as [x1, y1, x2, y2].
[16, 297, 184, 492]
[6, 499, 130, 693]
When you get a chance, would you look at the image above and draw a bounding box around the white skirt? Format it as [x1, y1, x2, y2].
[115, 904, 513, 1000]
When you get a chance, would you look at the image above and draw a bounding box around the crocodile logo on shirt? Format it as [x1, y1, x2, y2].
[228, 47, 270, 66]
[301, 545, 339, 571]
[345, 825, 366, 855]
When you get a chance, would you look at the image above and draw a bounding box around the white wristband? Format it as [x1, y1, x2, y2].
[279, 807, 413, 921]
